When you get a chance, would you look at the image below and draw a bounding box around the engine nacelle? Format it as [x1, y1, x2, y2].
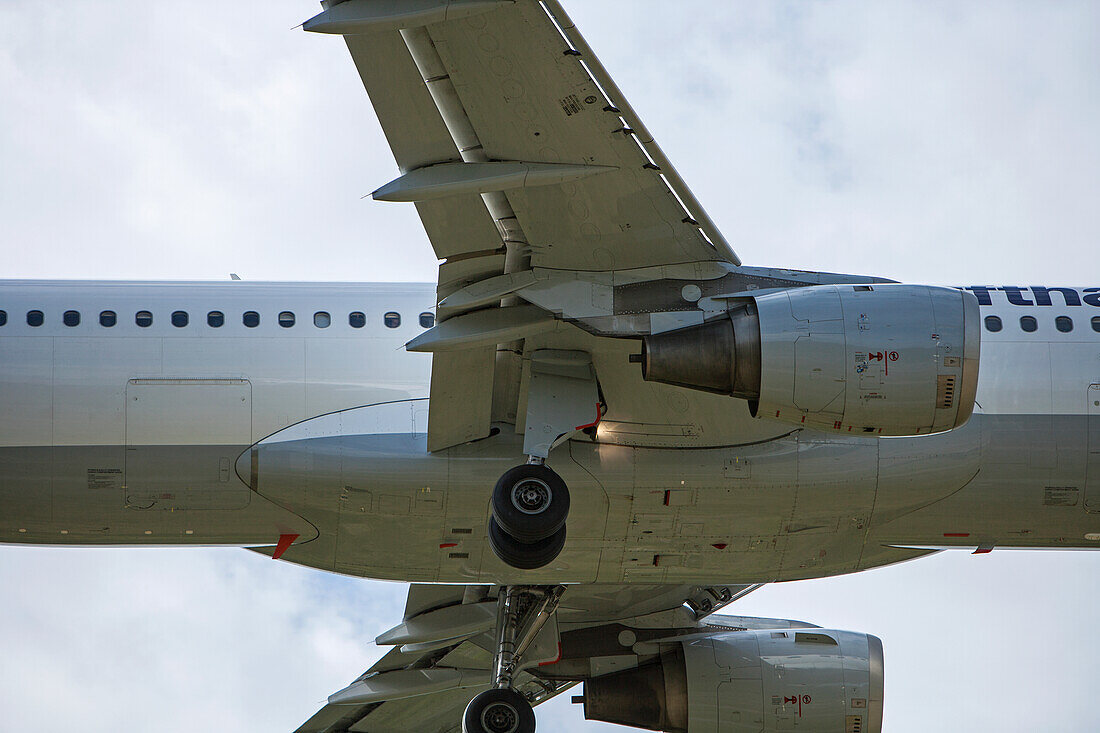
[640, 284, 980, 436]
[582, 628, 884, 733]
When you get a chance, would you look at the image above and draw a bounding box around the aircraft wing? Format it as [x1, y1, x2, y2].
[307, 0, 738, 275]
[303, 0, 754, 452]
[305, 1, 886, 452]
[293, 582, 762, 733]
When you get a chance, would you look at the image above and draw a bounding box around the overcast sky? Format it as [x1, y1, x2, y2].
[1, 1, 1098, 731]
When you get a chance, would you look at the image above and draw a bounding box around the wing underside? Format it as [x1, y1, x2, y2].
[294, 582, 766, 733]
[316, 0, 738, 272]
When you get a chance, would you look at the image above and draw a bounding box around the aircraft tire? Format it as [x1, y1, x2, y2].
[462, 687, 536, 733]
[491, 464, 569, 543]
[488, 517, 566, 571]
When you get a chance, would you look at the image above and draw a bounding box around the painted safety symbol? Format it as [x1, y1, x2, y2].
[784, 694, 812, 717]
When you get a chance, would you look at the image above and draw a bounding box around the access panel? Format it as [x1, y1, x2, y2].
[124, 379, 252, 510]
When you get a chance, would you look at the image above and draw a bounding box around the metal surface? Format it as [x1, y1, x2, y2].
[641, 284, 982, 436]
[522, 349, 599, 458]
[1, 280, 1099, 572]
[512, 586, 565, 662]
[539, 0, 740, 267]
[492, 588, 523, 690]
[372, 161, 616, 202]
[1086, 383, 1100, 512]
[304, 0, 514, 35]
[641, 307, 761, 398]
[405, 305, 555, 353]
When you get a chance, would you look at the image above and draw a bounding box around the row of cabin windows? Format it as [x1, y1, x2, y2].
[984, 314, 1099, 333]
[6, 309, 1099, 334]
[0, 310, 436, 330]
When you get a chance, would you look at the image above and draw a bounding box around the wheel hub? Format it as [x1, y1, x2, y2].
[481, 701, 520, 733]
[511, 478, 552, 515]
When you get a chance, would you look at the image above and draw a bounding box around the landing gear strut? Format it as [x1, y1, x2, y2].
[462, 586, 565, 733]
[487, 349, 598, 570]
[488, 460, 569, 570]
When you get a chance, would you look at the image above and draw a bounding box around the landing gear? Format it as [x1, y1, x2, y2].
[489, 462, 569, 569]
[463, 586, 565, 733]
[488, 518, 567, 571]
[463, 688, 535, 733]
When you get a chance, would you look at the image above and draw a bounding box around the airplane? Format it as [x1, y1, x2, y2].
[2, 1, 1098, 732]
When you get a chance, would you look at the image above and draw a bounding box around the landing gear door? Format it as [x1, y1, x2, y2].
[1086, 384, 1100, 513]
[522, 350, 600, 459]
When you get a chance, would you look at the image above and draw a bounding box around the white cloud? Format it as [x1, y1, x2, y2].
[1, 1, 1098, 731]
[1, 547, 1096, 731]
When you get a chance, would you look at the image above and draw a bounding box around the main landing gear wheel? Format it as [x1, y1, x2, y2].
[462, 688, 535, 733]
[492, 464, 569, 543]
[488, 517, 567, 570]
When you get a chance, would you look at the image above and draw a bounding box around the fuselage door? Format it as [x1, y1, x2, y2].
[1086, 384, 1100, 513]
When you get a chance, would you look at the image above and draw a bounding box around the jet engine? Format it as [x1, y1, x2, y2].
[581, 628, 884, 733]
[639, 284, 980, 436]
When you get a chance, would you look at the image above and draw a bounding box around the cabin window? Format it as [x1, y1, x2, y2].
[384, 312, 401, 329]
[278, 311, 296, 328]
[243, 311, 260, 328]
[984, 315, 1002, 333]
[1055, 316, 1073, 333]
[171, 311, 189, 328]
[314, 311, 331, 328]
[100, 311, 117, 327]
[63, 310, 80, 327]
[1092, 316, 1100, 333]
[207, 311, 225, 328]
[135, 311, 153, 328]
[419, 312, 435, 329]
[1020, 316, 1037, 333]
[349, 311, 366, 329]
[0, 310, 6, 327]
[26, 310, 44, 327]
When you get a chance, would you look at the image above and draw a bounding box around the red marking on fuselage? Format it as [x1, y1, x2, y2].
[944, 532, 971, 538]
[272, 533, 299, 560]
[439, 542, 458, 549]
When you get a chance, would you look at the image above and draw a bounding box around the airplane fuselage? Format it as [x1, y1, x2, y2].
[1, 280, 1098, 585]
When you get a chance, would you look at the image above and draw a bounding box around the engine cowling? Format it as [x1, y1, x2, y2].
[582, 628, 884, 733]
[640, 284, 980, 436]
